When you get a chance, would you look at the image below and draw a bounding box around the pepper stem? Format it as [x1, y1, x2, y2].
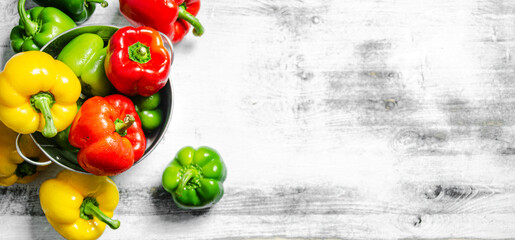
[81, 197, 120, 230]
[175, 168, 197, 197]
[85, 0, 109, 8]
[178, 5, 205, 37]
[114, 114, 135, 137]
[15, 160, 37, 178]
[128, 42, 151, 64]
[30, 92, 57, 138]
[18, 0, 38, 36]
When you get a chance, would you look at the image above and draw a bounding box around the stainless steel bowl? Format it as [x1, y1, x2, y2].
[18, 25, 174, 174]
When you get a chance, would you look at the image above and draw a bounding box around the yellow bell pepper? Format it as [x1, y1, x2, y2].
[40, 170, 120, 240]
[0, 51, 81, 138]
[0, 121, 48, 186]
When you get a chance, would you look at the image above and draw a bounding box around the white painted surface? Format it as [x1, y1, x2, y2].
[2, 0, 515, 239]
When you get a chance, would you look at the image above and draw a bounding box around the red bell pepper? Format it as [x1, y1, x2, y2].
[105, 26, 171, 97]
[172, 0, 201, 43]
[69, 94, 146, 176]
[118, 0, 204, 42]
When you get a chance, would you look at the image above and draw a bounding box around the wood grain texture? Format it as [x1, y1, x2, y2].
[2, 0, 515, 239]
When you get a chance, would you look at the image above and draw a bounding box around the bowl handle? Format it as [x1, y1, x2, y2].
[16, 134, 52, 166]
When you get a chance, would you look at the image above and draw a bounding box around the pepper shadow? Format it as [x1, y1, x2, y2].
[29, 215, 64, 240]
[17, 183, 64, 240]
[149, 186, 210, 222]
[172, 39, 198, 56]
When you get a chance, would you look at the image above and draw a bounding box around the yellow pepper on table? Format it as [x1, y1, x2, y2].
[0, 51, 81, 138]
[0, 121, 48, 186]
[40, 170, 120, 240]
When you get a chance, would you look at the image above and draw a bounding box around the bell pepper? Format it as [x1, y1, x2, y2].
[10, 0, 76, 53]
[69, 94, 146, 176]
[119, 0, 204, 42]
[0, 121, 49, 186]
[105, 26, 171, 97]
[40, 170, 120, 240]
[54, 125, 80, 153]
[172, 0, 201, 43]
[53, 99, 84, 153]
[33, 0, 108, 24]
[0, 51, 81, 138]
[162, 146, 227, 209]
[133, 93, 163, 131]
[58, 33, 115, 97]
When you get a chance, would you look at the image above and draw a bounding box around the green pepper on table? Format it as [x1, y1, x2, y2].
[133, 93, 163, 131]
[162, 146, 227, 209]
[33, 0, 108, 24]
[58, 33, 114, 97]
[10, 0, 76, 53]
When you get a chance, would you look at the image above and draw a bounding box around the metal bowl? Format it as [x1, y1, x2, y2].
[19, 25, 174, 174]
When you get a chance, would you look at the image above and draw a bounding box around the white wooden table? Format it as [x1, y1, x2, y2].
[2, 0, 515, 239]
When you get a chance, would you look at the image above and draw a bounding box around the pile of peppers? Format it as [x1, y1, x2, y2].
[11, 0, 205, 53]
[0, 0, 228, 239]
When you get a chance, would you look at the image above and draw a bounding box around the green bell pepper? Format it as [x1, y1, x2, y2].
[53, 125, 79, 152]
[57, 33, 114, 97]
[10, 0, 76, 53]
[33, 0, 108, 24]
[133, 93, 163, 131]
[162, 146, 227, 209]
[52, 98, 84, 152]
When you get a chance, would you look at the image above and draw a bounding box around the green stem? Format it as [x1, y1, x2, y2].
[85, 0, 109, 8]
[175, 168, 197, 197]
[136, 47, 148, 60]
[128, 42, 151, 64]
[81, 198, 120, 229]
[114, 114, 135, 137]
[15, 160, 37, 178]
[178, 5, 204, 37]
[30, 92, 57, 138]
[18, 0, 39, 36]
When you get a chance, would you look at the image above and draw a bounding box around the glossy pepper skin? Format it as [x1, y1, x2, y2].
[0, 51, 81, 138]
[69, 94, 146, 176]
[105, 26, 171, 97]
[172, 0, 201, 43]
[40, 170, 120, 240]
[119, 0, 204, 42]
[53, 125, 79, 152]
[10, 0, 76, 53]
[58, 33, 115, 97]
[162, 146, 227, 209]
[133, 92, 163, 131]
[33, 0, 108, 24]
[0, 122, 49, 186]
[52, 99, 83, 153]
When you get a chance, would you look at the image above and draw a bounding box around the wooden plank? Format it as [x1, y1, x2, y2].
[5, 213, 515, 239]
[3, 182, 515, 238]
